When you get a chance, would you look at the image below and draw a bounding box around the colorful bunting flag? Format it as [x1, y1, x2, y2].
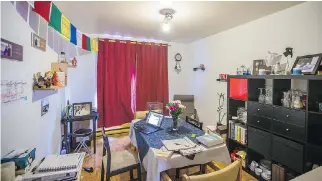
[33, 1, 51, 22]
[86, 36, 91, 51]
[82, 34, 87, 50]
[76, 30, 82, 48]
[61, 14, 70, 40]
[70, 24, 77, 45]
[49, 3, 62, 33]
[91, 38, 98, 52]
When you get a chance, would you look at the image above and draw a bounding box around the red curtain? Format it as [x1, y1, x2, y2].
[97, 40, 135, 128]
[98, 40, 169, 127]
[136, 43, 169, 113]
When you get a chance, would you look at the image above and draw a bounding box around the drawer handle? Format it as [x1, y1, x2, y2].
[286, 115, 289, 118]
[257, 121, 260, 123]
[257, 108, 260, 111]
[286, 128, 289, 131]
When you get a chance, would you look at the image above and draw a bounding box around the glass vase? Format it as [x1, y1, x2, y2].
[172, 117, 179, 131]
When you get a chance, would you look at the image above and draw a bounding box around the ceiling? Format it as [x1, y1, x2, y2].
[55, 1, 302, 43]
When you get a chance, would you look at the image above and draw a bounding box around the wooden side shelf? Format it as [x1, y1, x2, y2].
[33, 86, 65, 91]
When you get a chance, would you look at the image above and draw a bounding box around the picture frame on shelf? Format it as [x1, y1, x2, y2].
[291, 54, 322, 75]
[72, 102, 92, 117]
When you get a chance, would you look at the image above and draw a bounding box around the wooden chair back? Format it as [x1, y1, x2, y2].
[102, 127, 112, 176]
[182, 160, 242, 181]
[186, 116, 203, 130]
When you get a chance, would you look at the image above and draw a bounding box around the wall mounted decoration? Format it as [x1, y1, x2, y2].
[41, 98, 49, 116]
[216, 74, 228, 82]
[31, 33, 46, 52]
[1, 80, 28, 104]
[1, 38, 23, 61]
[174, 53, 182, 74]
[193, 64, 205, 71]
[291, 53, 322, 75]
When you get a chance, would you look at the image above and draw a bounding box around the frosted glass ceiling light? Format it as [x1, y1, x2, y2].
[159, 8, 175, 33]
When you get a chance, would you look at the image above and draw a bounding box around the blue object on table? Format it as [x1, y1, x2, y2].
[134, 118, 205, 162]
[292, 68, 302, 75]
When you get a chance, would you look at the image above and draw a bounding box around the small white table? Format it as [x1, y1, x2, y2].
[130, 119, 231, 181]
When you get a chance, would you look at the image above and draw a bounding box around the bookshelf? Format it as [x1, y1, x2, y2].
[227, 75, 322, 181]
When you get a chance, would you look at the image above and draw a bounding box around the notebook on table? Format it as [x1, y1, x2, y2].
[21, 153, 85, 181]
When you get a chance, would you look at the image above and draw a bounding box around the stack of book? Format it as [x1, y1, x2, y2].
[229, 120, 247, 144]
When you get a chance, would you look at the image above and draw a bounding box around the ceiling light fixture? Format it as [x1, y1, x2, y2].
[159, 8, 175, 33]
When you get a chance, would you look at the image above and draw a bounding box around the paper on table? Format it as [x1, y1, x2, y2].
[162, 137, 195, 151]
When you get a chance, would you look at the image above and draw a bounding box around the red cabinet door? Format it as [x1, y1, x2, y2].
[229, 78, 248, 100]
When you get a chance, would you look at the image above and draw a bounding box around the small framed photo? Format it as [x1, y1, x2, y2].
[31, 33, 46, 52]
[292, 54, 322, 75]
[73, 102, 92, 117]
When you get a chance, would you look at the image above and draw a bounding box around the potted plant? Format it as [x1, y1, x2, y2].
[166, 100, 186, 131]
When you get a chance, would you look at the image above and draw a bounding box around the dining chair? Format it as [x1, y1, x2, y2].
[162, 160, 242, 181]
[101, 127, 142, 181]
[185, 116, 203, 130]
[175, 116, 204, 178]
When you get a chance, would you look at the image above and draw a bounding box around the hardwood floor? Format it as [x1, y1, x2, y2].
[80, 137, 257, 181]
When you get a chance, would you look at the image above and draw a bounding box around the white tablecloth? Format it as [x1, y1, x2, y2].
[129, 120, 231, 181]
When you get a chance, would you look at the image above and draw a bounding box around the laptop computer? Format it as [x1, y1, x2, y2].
[135, 111, 163, 134]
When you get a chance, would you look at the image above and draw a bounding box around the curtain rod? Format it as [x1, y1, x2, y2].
[97, 38, 171, 46]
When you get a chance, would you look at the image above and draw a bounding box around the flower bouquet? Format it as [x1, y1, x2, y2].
[166, 100, 186, 131]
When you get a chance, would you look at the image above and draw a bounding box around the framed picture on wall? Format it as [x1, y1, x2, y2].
[292, 54, 322, 75]
[31, 33, 46, 52]
[1, 38, 23, 61]
[73, 102, 92, 117]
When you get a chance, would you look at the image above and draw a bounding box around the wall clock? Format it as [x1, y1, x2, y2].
[175, 53, 182, 74]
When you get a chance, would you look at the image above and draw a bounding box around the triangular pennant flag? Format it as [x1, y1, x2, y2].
[86, 36, 91, 51]
[61, 14, 70, 40]
[70, 24, 77, 45]
[49, 3, 62, 33]
[82, 34, 87, 50]
[33, 1, 51, 22]
[76, 30, 82, 48]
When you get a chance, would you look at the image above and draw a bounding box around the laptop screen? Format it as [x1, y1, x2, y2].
[146, 111, 163, 127]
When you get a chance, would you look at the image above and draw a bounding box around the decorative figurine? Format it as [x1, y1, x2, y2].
[44, 71, 54, 88]
[33, 72, 46, 88]
[52, 71, 59, 86]
[72, 57, 77, 67]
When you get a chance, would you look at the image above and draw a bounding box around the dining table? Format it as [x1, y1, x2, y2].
[129, 117, 231, 181]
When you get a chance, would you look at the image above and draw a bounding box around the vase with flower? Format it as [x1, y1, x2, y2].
[166, 100, 186, 131]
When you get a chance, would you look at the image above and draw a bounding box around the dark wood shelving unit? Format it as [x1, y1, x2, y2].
[227, 75, 322, 181]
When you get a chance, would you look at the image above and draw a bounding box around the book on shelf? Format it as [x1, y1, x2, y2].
[229, 120, 247, 144]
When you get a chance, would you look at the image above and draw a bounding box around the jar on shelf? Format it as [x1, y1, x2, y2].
[58, 52, 67, 63]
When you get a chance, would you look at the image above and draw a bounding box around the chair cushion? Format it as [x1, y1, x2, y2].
[103, 149, 139, 172]
[134, 111, 149, 119]
[73, 128, 92, 137]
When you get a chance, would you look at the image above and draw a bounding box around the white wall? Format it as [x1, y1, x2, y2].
[1, 2, 63, 157]
[190, 1, 322, 127]
[1, 2, 98, 157]
[168, 42, 194, 101]
[67, 53, 97, 107]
